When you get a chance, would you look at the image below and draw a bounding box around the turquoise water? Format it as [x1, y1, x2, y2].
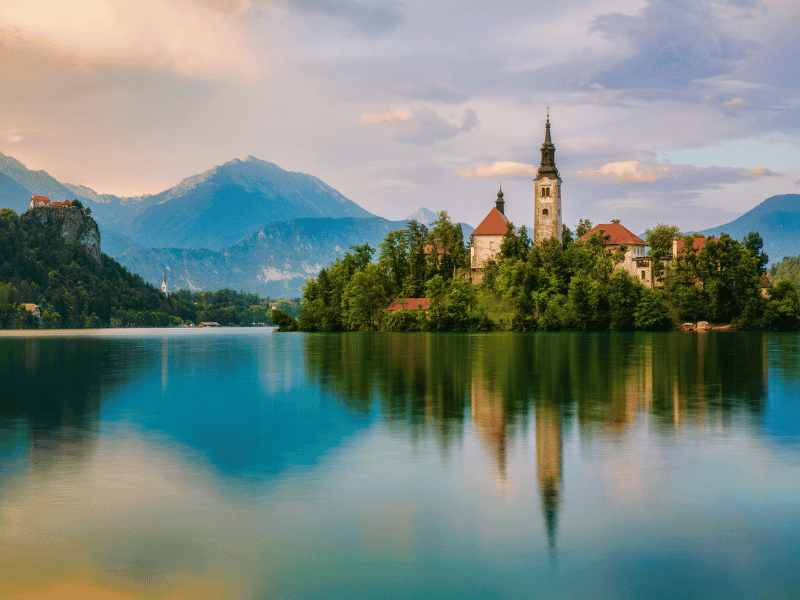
[1, 330, 799, 599]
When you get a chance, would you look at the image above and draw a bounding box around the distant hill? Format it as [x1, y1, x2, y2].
[118, 217, 475, 297]
[698, 194, 800, 264]
[126, 157, 376, 250]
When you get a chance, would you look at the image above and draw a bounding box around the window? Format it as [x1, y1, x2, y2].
[641, 271, 646, 280]
[543, 208, 549, 216]
[542, 187, 550, 197]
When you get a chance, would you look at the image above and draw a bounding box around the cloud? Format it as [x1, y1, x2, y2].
[723, 97, 749, 107]
[0, 0, 256, 80]
[456, 161, 537, 179]
[359, 109, 410, 124]
[575, 160, 782, 189]
[288, 0, 406, 38]
[743, 166, 775, 176]
[576, 161, 671, 184]
[794, 179, 800, 188]
[2, 130, 23, 143]
[392, 107, 479, 146]
[590, 0, 762, 90]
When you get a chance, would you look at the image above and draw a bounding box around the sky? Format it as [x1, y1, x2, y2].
[1, 0, 799, 233]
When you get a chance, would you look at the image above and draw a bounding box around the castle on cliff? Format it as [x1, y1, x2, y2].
[27, 195, 101, 262]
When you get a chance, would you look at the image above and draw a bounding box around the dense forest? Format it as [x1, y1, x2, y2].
[0, 208, 293, 328]
[278, 212, 800, 332]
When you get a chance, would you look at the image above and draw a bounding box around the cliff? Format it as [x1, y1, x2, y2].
[26, 206, 102, 262]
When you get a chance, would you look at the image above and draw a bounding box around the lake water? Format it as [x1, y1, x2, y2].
[1, 329, 799, 599]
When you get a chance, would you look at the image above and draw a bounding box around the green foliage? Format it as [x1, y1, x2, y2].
[769, 254, 800, 289]
[646, 223, 682, 283]
[761, 280, 800, 331]
[271, 308, 298, 331]
[575, 219, 593, 238]
[634, 288, 672, 331]
[292, 212, 794, 333]
[0, 207, 283, 329]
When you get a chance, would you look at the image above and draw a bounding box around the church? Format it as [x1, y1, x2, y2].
[468, 114, 662, 288]
[469, 113, 563, 282]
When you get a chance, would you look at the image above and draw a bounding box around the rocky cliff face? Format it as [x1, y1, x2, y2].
[28, 207, 102, 262]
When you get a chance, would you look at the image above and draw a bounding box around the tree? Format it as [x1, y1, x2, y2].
[645, 224, 681, 283]
[742, 231, 769, 274]
[271, 308, 298, 331]
[341, 264, 388, 331]
[561, 224, 573, 249]
[378, 229, 409, 296]
[575, 219, 593, 238]
[403, 220, 429, 297]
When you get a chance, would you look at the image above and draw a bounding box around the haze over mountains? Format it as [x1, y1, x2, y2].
[2, 148, 798, 297]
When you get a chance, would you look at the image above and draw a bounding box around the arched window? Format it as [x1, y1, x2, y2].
[542, 187, 550, 197]
[543, 208, 549, 216]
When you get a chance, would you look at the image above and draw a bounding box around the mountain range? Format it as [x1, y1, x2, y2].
[0, 151, 374, 251]
[4, 149, 798, 297]
[0, 151, 474, 296]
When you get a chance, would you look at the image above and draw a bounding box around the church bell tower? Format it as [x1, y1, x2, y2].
[534, 112, 562, 246]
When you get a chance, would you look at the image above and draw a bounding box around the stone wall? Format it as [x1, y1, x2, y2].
[608, 244, 654, 288]
[534, 176, 562, 245]
[470, 234, 504, 269]
[28, 207, 102, 263]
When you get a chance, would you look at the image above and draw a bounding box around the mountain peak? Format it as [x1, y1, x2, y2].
[405, 207, 439, 225]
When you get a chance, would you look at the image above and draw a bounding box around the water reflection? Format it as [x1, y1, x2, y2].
[1, 330, 796, 599]
[304, 331, 770, 560]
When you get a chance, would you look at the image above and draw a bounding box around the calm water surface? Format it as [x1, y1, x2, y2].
[1, 329, 799, 599]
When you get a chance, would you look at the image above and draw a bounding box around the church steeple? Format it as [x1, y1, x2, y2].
[495, 186, 505, 215]
[536, 110, 559, 181]
[533, 110, 563, 246]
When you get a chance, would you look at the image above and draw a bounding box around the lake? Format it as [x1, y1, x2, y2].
[1, 329, 799, 599]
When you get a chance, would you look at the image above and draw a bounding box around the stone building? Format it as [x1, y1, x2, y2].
[533, 113, 562, 246]
[468, 188, 511, 283]
[577, 222, 654, 287]
[468, 115, 562, 282]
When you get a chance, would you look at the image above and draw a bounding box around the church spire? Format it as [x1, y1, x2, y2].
[536, 110, 559, 181]
[495, 185, 505, 215]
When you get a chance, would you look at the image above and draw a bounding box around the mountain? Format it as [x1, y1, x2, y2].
[0, 151, 376, 253]
[119, 216, 406, 297]
[698, 194, 800, 263]
[0, 152, 81, 214]
[405, 207, 440, 225]
[125, 156, 375, 250]
[0, 150, 157, 238]
[118, 217, 476, 297]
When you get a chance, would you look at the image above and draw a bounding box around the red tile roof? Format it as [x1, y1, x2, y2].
[31, 195, 50, 202]
[387, 298, 430, 311]
[50, 201, 73, 208]
[473, 207, 510, 236]
[674, 237, 718, 254]
[423, 243, 445, 255]
[578, 223, 645, 246]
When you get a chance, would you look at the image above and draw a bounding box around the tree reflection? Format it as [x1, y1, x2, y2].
[0, 336, 149, 471]
[304, 331, 769, 557]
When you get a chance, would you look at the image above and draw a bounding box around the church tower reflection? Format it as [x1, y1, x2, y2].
[470, 373, 508, 489]
[535, 402, 562, 559]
